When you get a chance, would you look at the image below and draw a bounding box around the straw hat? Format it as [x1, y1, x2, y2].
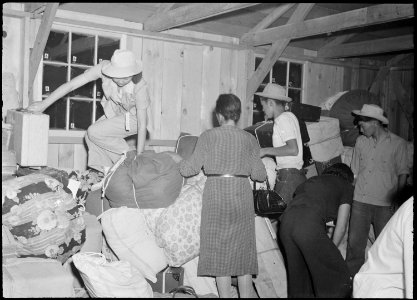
[352, 104, 389, 125]
[102, 49, 142, 78]
[255, 83, 292, 102]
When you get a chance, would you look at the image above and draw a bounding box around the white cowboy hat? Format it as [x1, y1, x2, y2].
[352, 104, 389, 125]
[102, 49, 142, 78]
[255, 83, 292, 102]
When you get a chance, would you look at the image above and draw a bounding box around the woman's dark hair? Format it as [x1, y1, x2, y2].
[215, 94, 241, 122]
[322, 163, 354, 184]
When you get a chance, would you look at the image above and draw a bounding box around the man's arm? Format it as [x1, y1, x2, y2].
[260, 138, 298, 157]
[332, 203, 351, 247]
[27, 62, 104, 112]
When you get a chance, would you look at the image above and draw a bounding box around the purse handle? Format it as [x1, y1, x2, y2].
[170, 285, 199, 298]
[253, 178, 272, 191]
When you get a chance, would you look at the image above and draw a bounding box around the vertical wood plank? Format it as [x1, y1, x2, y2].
[305, 62, 344, 106]
[143, 38, 165, 151]
[201, 45, 222, 131]
[181, 44, 204, 135]
[58, 144, 75, 171]
[47, 144, 60, 169]
[73, 143, 88, 171]
[219, 47, 233, 94]
[160, 42, 184, 142]
[238, 49, 255, 128]
[125, 35, 143, 59]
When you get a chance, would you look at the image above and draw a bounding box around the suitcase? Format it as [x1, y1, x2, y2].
[244, 121, 274, 148]
[290, 103, 321, 122]
[6, 109, 49, 166]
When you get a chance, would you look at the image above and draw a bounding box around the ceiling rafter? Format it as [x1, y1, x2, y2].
[144, 3, 261, 32]
[29, 3, 59, 101]
[318, 34, 414, 58]
[319, 33, 357, 50]
[246, 3, 315, 103]
[241, 3, 295, 41]
[241, 4, 414, 46]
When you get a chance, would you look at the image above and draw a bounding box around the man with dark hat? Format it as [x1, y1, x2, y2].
[346, 104, 409, 278]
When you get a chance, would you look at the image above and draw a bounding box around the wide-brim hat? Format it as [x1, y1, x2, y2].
[102, 49, 142, 78]
[255, 83, 292, 102]
[352, 104, 389, 125]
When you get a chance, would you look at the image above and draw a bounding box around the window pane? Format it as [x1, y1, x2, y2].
[289, 63, 303, 88]
[96, 101, 105, 121]
[44, 97, 67, 129]
[71, 33, 95, 65]
[272, 61, 287, 86]
[288, 88, 301, 104]
[96, 78, 104, 98]
[69, 99, 93, 130]
[43, 65, 68, 96]
[255, 57, 270, 84]
[97, 37, 120, 64]
[44, 31, 69, 63]
[70, 67, 94, 98]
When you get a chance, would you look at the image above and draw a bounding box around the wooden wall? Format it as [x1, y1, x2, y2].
[304, 62, 345, 106]
[5, 8, 413, 171]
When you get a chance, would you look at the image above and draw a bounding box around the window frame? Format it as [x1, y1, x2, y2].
[252, 55, 306, 124]
[254, 55, 306, 103]
[33, 23, 125, 137]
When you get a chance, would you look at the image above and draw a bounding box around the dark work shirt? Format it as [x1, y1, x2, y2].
[286, 174, 354, 223]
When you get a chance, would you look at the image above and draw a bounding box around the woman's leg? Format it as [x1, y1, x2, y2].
[85, 114, 138, 172]
[216, 276, 232, 298]
[237, 274, 257, 298]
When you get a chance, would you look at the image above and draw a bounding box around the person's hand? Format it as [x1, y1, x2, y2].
[26, 101, 48, 113]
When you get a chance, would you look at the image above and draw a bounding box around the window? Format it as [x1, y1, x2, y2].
[41, 29, 120, 130]
[252, 56, 304, 124]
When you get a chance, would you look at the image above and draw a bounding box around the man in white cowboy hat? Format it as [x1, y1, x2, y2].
[257, 83, 306, 207]
[346, 103, 409, 278]
[27, 49, 153, 175]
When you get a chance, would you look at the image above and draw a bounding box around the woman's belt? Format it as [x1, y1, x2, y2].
[206, 174, 248, 178]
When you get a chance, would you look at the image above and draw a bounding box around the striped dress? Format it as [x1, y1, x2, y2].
[179, 125, 267, 276]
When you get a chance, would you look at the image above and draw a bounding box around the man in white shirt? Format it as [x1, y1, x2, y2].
[258, 83, 306, 205]
[353, 197, 413, 298]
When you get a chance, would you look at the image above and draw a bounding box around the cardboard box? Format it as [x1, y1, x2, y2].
[147, 266, 184, 293]
[6, 109, 49, 166]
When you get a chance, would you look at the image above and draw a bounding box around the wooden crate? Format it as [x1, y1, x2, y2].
[6, 109, 49, 167]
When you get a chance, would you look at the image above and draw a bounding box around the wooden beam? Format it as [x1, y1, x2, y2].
[241, 4, 414, 46]
[368, 53, 413, 94]
[155, 3, 176, 14]
[246, 4, 315, 103]
[145, 3, 175, 22]
[241, 3, 295, 40]
[318, 35, 414, 58]
[144, 3, 261, 32]
[319, 33, 356, 50]
[54, 16, 249, 50]
[28, 3, 59, 103]
[390, 72, 413, 128]
[3, 8, 34, 18]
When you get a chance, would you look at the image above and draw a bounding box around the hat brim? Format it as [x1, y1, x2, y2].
[102, 64, 142, 78]
[255, 92, 292, 102]
[352, 110, 389, 125]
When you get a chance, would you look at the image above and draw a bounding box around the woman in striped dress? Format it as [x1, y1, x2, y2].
[180, 94, 267, 298]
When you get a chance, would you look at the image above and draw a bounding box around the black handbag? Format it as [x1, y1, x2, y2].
[253, 180, 287, 217]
